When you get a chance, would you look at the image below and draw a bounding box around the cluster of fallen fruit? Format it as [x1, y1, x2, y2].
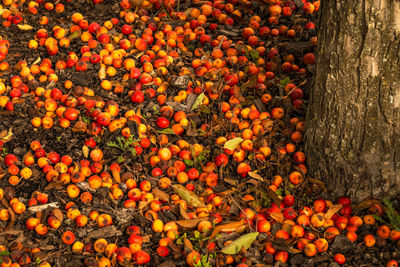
[0, 0, 399, 266]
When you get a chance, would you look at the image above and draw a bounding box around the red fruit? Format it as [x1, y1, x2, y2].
[290, 88, 304, 100]
[121, 24, 133, 35]
[35, 148, 46, 158]
[4, 154, 18, 166]
[282, 6, 292, 16]
[313, 199, 326, 213]
[209, 23, 218, 30]
[156, 117, 170, 128]
[126, 226, 141, 235]
[140, 138, 150, 148]
[340, 204, 352, 217]
[305, 22, 315, 30]
[12, 14, 23, 24]
[368, 203, 384, 215]
[188, 168, 199, 180]
[98, 33, 110, 44]
[10, 88, 22, 98]
[128, 234, 143, 245]
[90, 54, 101, 64]
[64, 108, 79, 121]
[333, 253, 345, 264]
[200, 34, 212, 44]
[85, 137, 97, 148]
[157, 246, 169, 257]
[130, 67, 141, 79]
[283, 195, 295, 207]
[224, 72, 239, 86]
[131, 91, 144, 103]
[186, 183, 195, 191]
[5, 102, 14, 111]
[116, 247, 132, 263]
[88, 22, 100, 34]
[293, 99, 304, 109]
[214, 153, 228, 166]
[135, 250, 150, 265]
[47, 151, 60, 164]
[303, 53, 315, 65]
[151, 168, 163, 177]
[51, 88, 63, 100]
[334, 216, 349, 230]
[147, 22, 157, 31]
[207, 242, 216, 252]
[337, 196, 351, 206]
[282, 207, 297, 220]
[293, 151, 305, 164]
[257, 219, 271, 233]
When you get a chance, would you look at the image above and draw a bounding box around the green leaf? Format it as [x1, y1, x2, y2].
[117, 155, 125, 163]
[156, 128, 176, 135]
[249, 50, 259, 60]
[221, 232, 259, 255]
[199, 105, 211, 114]
[197, 155, 206, 162]
[275, 188, 283, 196]
[172, 184, 205, 207]
[184, 159, 194, 167]
[279, 77, 291, 87]
[191, 92, 206, 110]
[223, 137, 244, 151]
[194, 231, 201, 239]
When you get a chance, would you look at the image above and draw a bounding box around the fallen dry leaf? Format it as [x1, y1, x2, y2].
[176, 217, 209, 229]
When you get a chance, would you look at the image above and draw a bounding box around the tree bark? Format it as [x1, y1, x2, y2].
[305, 0, 400, 201]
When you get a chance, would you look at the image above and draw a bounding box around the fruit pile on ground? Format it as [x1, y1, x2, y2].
[0, 0, 399, 266]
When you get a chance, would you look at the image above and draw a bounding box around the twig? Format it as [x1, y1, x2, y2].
[28, 202, 59, 213]
[157, 0, 172, 21]
[228, 195, 255, 232]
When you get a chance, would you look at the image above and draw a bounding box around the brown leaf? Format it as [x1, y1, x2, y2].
[0, 229, 23, 236]
[142, 235, 151, 243]
[0, 130, 7, 138]
[98, 64, 106, 80]
[269, 210, 284, 223]
[247, 172, 264, 182]
[267, 188, 282, 206]
[28, 202, 59, 213]
[72, 121, 87, 132]
[202, 162, 216, 173]
[288, 247, 303, 254]
[0, 127, 13, 143]
[40, 245, 56, 250]
[138, 201, 148, 214]
[44, 181, 65, 191]
[51, 208, 64, 223]
[176, 217, 209, 229]
[180, 205, 191, 220]
[172, 184, 205, 208]
[183, 238, 194, 252]
[353, 197, 382, 210]
[152, 188, 169, 202]
[324, 204, 342, 220]
[82, 145, 89, 158]
[307, 177, 324, 184]
[208, 219, 246, 244]
[17, 24, 33, 30]
[233, 85, 245, 102]
[5, 207, 15, 230]
[130, 0, 145, 7]
[168, 239, 183, 258]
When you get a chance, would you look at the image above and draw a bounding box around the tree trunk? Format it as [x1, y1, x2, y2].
[305, 0, 400, 201]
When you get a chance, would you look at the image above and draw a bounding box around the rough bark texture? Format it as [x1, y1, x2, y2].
[305, 0, 400, 201]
